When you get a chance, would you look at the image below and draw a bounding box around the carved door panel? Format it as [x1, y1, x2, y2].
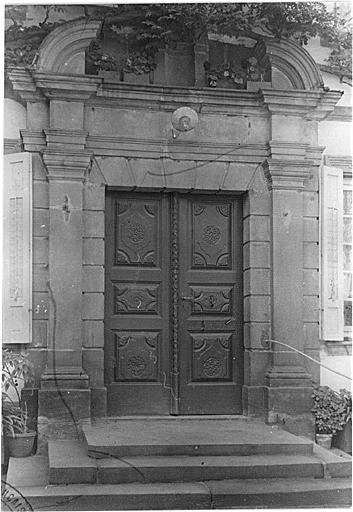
[178, 196, 243, 414]
[105, 193, 171, 415]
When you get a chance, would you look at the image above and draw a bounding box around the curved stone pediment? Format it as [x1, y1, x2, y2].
[255, 38, 323, 90]
[35, 17, 323, 91]
[37, 18, 101, 74]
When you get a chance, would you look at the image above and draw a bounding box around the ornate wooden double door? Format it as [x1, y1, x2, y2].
[105, 192, 243, 415]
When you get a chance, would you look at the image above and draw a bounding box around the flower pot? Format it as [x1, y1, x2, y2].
[316, 433, 333, 450]
[333, 420, 352, 454]
[6, 432, 36, 457]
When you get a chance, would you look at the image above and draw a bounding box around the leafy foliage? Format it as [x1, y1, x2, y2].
[312, 385, 352, 435]
[2, 350, 35, 436]
[2, 401, 30, 436]
[4, 3, 352, 78]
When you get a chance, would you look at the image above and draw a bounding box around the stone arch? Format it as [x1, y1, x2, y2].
[255, 37, 323, 90]
[37, 18, 101, 74]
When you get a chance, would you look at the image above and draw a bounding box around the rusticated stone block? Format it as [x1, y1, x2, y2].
[244, 295, 270, 323]
[244, 322, 270, 349]
[243, 269, 270, 296]
[33, 265, 49, 293]
[303, 242, 319, 269]
[303, 322, 320, 350]
[82, 266, 104, 293]
[243, 215, 270, 242]
[33, 209, 49, 237]
[38, 388, 91, 420]
[91, 387, 107, 417]
[303, 191, 318, 217]
[83, 348, 104, 387]
[83, 320, 104, 348]
[32, 320, 48, 348]
[84, 182, 105, 211]
[244, 350, 271, 386]
[303, 217, 319, 242]
[32, 292, 49, 320]
[33, 238, 49, 265]
[83, 238, 104, 265]
[243, 242, 270, 269]
[82, 293, 104, 320]
[83, 211, 105, 238]
[33, 181, 49, 208]
[303, 269, 319, 295]
[303, 296, 319, 322]
[242, 385, 265, 417]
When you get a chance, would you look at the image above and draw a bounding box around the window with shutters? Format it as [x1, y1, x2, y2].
[343, 177, 352, 341]
[321, 165, 352, 343]
[2, 152, 32, 344]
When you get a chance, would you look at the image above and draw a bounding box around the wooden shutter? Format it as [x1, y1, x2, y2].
[321, 165, 344, 341]
[2, 152, 32, 344]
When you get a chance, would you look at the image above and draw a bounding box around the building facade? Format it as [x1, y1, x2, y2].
[3, 16, 348, 445]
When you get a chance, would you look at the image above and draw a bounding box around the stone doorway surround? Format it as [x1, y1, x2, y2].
[6, 17, 343, 443]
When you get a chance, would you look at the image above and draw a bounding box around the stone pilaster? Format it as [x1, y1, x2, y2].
[38, 133, 92, 443]
[263, 144, 315, 438]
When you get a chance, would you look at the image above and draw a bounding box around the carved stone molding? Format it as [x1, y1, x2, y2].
[263, 141, 322, 190]
[6, 67, 45, 103]
[21, 130, 46, 152]
[42, 150, 91, 181]
[37, 18, 101, 74]
[260, 89, 343, 119]
[33, 72, 101, 101]
[44, 129, 89, 151]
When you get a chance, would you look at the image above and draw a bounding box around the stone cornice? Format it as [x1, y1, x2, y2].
[264, 141, 323, 190]
[94, 80, 266, 116]
[325, 106, 352, 123]
[33, 72, 101, 101]
[260, 89, 343, 120]
[324, 155, 352, 176]
[6, 67, 46, 102]
[44, 129, 88, 151]
[21, 130, 46, 151]
[42, 150, 91, 181]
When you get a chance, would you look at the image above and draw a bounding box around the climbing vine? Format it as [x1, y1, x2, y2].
[4, 3, 352, 79]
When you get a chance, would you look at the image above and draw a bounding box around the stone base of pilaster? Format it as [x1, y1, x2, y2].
[37, 388, 91, 452]
[265, 367, 315, 439]
[91, 387, 107, 417]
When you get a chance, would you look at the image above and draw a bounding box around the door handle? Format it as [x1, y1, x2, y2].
[181, 296, 194, 301]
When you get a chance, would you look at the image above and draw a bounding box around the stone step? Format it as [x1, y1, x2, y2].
[47, 440, 352, 485]
[83, 418, 314, 457]
[6, 457, 352, 511]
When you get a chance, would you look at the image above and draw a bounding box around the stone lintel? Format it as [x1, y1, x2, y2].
[260, 89, 343, 119]
[42, 150, 91, 181]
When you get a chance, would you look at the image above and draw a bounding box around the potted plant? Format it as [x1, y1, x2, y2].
[312, 385, 351, 450]
[2, 350, 36, 457]
[333, 389, 352, 454]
